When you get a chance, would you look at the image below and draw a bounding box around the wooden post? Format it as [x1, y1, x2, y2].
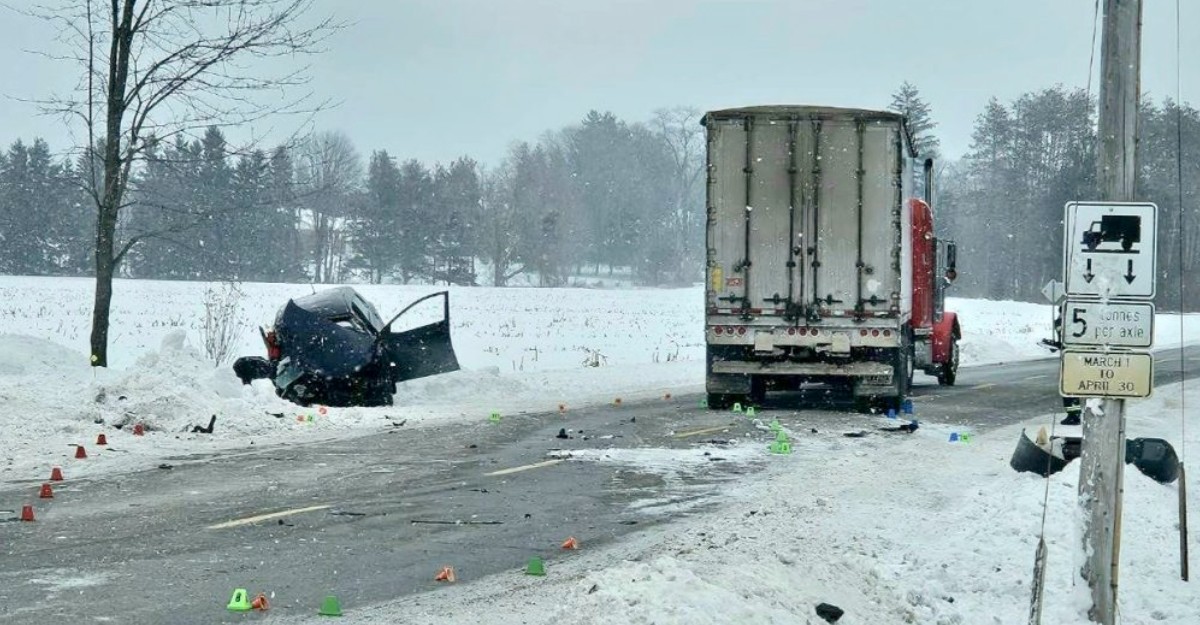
[1079, 1, 1142, 623]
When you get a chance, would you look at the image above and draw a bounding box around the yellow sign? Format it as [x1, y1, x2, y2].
[710, 266, 723, 292]
[1059, 350, 1153, 398]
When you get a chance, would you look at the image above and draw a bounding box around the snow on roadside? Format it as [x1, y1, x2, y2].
[280, 380, 1199, 625]
[1, 276, 1198, 487]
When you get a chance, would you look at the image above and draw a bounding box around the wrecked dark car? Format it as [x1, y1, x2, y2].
[233, 287, 460, 407]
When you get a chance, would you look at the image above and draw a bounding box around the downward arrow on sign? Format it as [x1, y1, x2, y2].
[1124, 259, 1136, 284]
[1083, 258, 1095, 283]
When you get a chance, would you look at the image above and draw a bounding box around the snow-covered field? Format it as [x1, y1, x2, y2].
[1, 276, 1198, 623]
[1, 276, 1198, 484]
[279, 380, 1198, 625]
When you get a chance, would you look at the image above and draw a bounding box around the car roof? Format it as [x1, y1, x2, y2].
[287, 287, 385, 331]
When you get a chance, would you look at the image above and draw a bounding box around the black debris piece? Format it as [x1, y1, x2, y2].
[191, 415, 216, 434]
[815, 603, 844, 623]
[157, 464, 173, 470]
[587, 584, 599, 594]
[843, 431, 868, 438]
[556, 428, 570, 440]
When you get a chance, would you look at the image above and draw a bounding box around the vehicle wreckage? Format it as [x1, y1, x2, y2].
[233, 287, 460, 407]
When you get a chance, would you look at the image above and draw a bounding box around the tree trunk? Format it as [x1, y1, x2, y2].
[89, 206, 118, 367]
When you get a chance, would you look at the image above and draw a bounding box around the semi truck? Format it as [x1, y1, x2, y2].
[702, 105, 961, 411]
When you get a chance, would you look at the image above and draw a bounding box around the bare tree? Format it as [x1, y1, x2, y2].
[478, 165, 526, 287]
[18, 0, 336, 367]
[295, 130, 361, 282]
[201, 280, 245, 365]
[650, 107, 705, 282]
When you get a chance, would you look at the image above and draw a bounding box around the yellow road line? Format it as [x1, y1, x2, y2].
[972, 383, 997, 390]
[485, 459, 564, 477]
[673, 425, 732, 439]
[207, 504, 331, 530]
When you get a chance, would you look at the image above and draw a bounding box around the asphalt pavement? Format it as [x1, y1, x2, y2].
[2, 345, 1197, 624]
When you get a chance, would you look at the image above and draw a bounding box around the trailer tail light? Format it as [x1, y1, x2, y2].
[265, 330, 281, 360]
[859, 329, 868, 337]
[787, 327, 796, 336]
[726, 326, 736, 335]
[714, 326, 724, 335]
[736, 326, 746, 336]
[883, 330, 892, 337]
[871, 329, 880, 337]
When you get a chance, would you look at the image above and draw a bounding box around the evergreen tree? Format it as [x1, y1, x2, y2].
[395, 159, 433, 282]
[889, 82, 942, 159]
[351, 150, 403, 283]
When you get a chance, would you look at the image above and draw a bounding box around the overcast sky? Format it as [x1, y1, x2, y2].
[1, 0, 1196, 167]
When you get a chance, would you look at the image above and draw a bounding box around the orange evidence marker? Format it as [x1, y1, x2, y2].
[434, 566, 456, 582]
[561, 536, 579, 550]
[38, 483, 54, 499]
[251, 593, 270, 611]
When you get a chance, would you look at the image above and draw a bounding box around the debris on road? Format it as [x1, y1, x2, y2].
[815, 602, 844, 623]
[410, 519, 503, 526]
[190, 415, 216, 434]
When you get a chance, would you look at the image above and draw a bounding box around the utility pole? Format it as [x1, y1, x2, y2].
[1080, 1, 1142, 623]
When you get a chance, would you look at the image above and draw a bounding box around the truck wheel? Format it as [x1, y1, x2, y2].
[749, 377, 767, 404]
[707, 393, 737, 410]
[938, 339, 959, 386]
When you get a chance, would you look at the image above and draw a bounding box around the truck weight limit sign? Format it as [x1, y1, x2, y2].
[1059, 350, 1153, 399]
[1060, 300, 1154, 349]
[1063, 202, 1156, 299]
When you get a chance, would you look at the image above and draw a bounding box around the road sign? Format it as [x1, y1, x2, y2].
[1041, 280, 1065, 305]
[1059, 350, 1154, 399]
[1063, 202, 1157, 299]
[1061, 300, 1155, 349]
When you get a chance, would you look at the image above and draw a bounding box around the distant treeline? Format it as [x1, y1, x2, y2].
[0, 89, 1196, 310]
[938, 88, 1199, 311]
[0, 108, 704, 288]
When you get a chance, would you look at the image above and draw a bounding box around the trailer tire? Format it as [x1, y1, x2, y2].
[938, 339, 959, 386]
[749, 377, 767, 404]
[707, 393, 738, 410]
